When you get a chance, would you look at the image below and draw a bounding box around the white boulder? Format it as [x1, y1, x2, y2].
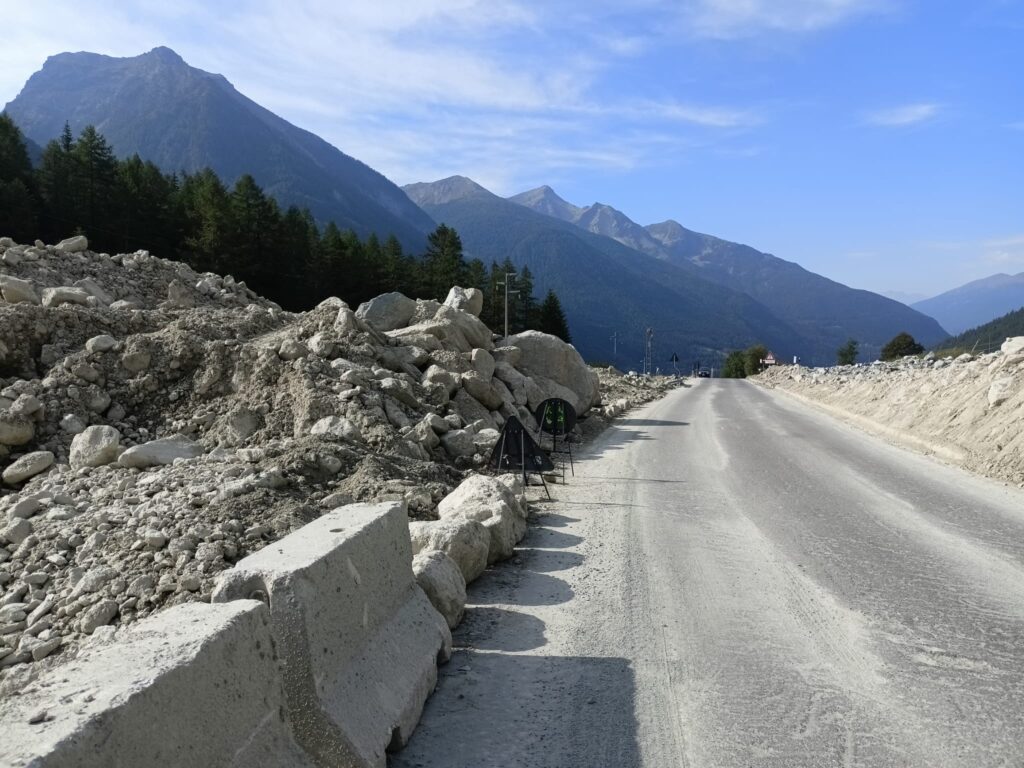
[0, 275, 40, 305]
[55, 235, 89, 253]
[310, 415, 363, 442]
[507, 330, 600, 413]
[413, 550, 467, 629]
[409, 518, 490, 583]
[443, 286, 484, 317]
[117, 436, 204, 468]
[2, 451, 55, 484]
[41, 286, 91, 308]
[356, 292, 417, 331]
[70, 425, 123, 468]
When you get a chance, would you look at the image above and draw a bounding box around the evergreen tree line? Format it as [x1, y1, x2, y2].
[0, 115, 572, 341]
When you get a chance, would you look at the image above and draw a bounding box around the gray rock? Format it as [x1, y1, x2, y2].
[1, 518, 32, 546]
[41, 286, 91, 308]
[277, 339, 309, 361]
[55, 235, 88, 253]
[2, 451, 54, 485]
[85, 334, 118, 353]
[507, 330, 601, 413]
[443, 286, 484, 317]
[409, 518, 490, 584]
[121, 349, 151, 373]
[413, 550, 467, 629]
[356, 292, 417, 331]
[69, 425, 123, 469]
[117, 436, 203, 468]
[74, 277, 114, 305]
[8, 497, 43, 519]
[0, 414, 35, 446]
[461, 372, 504, 410]
[310, 416, 363, 442]
[0, 275, 40, 305]
[80, 599, 118, 634]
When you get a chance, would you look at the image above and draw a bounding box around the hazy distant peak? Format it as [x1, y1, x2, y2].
[507, 185, 583, 222]
[402, 176, 496, 207]
[645, 219, 690, 246]
[144, 46, 185, 64]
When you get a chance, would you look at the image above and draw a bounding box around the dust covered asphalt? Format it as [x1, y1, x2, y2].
[392, 379, 1024, 767]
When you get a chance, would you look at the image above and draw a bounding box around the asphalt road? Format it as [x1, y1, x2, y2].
[392, 379, 1024, 767]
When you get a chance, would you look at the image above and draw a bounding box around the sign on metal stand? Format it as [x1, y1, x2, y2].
[487, 415, 554, 499]
[534, 398, 577, 482]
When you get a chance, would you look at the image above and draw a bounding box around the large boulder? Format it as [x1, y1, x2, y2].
[0, 275, 40, 305]
[117, 436, 204, 468]
[434, 305, 493, 351]
[437, 474, 527, 563]
[0, 413, 34, 446]
[55, 235, 89, 253]
[70, 425, 122, 468]
[461, 372, 504, 410]
[2, 450, 54, 484]
[413, 550, 467, 629]
[443, 286, 484, 317]
[408, 518, 490, 583]
[507, 330, 600, 413]
[355, 292, 417, 331]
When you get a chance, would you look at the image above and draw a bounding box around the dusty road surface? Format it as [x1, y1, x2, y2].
[392, 380, 1024, 767]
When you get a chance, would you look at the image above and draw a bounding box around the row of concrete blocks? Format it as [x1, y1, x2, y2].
[1, 501, 452, 768]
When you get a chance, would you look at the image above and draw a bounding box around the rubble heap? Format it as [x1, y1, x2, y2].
[0, 235, 601, 682]
[757, 340, 1024, 485]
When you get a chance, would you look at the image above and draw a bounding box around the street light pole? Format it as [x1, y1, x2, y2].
[497, 271, 518, 340]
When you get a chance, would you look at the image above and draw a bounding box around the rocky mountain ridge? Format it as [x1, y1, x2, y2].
[3, 47, 436, 250]
[509, 185, 950, 361]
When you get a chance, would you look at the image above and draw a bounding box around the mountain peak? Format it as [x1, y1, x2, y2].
[143, 46, 186, 65]
[403, 176, 495, 207]
[507, 185, 583, 222]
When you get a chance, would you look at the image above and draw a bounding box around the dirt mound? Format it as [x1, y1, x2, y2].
[0, 235, 619, 684]
[756, 343, 1024, 486]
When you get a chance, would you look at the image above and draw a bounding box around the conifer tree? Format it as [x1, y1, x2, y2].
[38, 123, 77, 240]
[71, 125, 118, 248]
[0, 114, 38, 242]
[538, 290, 572, 343]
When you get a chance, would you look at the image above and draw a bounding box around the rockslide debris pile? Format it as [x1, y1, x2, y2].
[757, 339, 1024, 485]
[0, 234, 603, 683]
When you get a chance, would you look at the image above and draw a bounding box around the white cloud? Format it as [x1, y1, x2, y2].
[683, 0, 890, 39]
[0, 0, 767, 192]
[864, 102, 941, 126]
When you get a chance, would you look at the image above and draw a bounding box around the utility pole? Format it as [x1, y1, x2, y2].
[497, 271, 518, 340]
[643, 327, 654, 375]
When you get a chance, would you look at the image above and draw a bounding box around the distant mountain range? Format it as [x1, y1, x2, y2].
[506, 185, 948, 361]
[406, 177, 811, 367]
[4, 47, 953, 368]
[3, 47, 435, 250]
[912, 272, 1024, 335]
[938, 304, 1024, 354]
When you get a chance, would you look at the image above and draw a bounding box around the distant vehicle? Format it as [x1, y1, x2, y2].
[698, 368, 711, 378]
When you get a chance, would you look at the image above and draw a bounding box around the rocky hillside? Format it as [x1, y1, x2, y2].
[756, 341, 1024, 486]
[0, 234, 604, 681]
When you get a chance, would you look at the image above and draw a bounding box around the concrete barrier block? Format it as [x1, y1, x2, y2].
[213, 501, 451, 768]
[0, 601, 313, 768]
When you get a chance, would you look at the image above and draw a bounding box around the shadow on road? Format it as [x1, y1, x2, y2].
[456, 606, 547, 652]
[391, 653, 642, 768]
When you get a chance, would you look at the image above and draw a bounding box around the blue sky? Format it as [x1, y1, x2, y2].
[1, 1, 1022, 298]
